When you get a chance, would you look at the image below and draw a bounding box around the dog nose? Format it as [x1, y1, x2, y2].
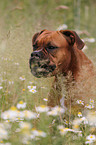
[31, 51, 40, 58]
[31, 50, 44, 59]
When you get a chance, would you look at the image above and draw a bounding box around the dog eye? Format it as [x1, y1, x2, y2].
[33, 45, 37, 50]
[48, 46, 57, 49]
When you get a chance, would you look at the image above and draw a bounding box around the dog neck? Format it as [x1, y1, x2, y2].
[68, 45, 80, 80]
[57, 45, 80, 80]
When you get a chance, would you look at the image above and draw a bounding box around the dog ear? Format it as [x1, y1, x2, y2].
[60, 30, 85, 50]
[32, 32, 39, 44]
[32, 29, 46, 44]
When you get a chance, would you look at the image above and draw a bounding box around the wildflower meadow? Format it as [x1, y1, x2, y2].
[0, 0, 96, 145]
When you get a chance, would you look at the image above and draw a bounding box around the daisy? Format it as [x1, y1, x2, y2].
[27, 85, 36, 90]
[78, 112, 82, 117]
[27, 85, 37, 93]
[14, 62, 19, 65]
[0, 140, 3, 143]
[35, 105, 49, 113]
[72, 118, 82, 130]
[29, 89, 37, 93]
[64, 120, 69, 125]
[85, 140, 93, 144]
[73, 124, 80, 130]
[43, 98, 48, 102]
[0, 122, 11, 130]
[58, 125, 82, 136]
[57, 125, 65, 130]
[0, 126, 8, 140]
[19, 122, 32, 130]
[9, 80, 14, 85]
[47, 110, 58, 116]
[47, 106, 65, 116]
[19, 76, 25, 81]
[31, 128, 47, 138]
[17, 101, 26, 109]
[57, 24, 68, 31]
[29, 81, 34, 84]
[84, 38, 95, 43]
[59, 128, 75, 135]
[21, 136, 30, 145]
[90, 99, 94, 104]
[1, 106, 18, 121]
[0, 86, 3, 90]
[86, 134, 96, 141]
[85, 104, 94, 109]
[23, 110, 37, 120]
[76, 100, 84, 105]
[73, 116, 88, 131]
[30, 134, 36, 140]
[80, 117, 88, 124]
[59, 128, 68, 135]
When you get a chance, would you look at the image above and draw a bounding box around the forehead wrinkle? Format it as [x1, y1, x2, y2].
[42, 32, 59, 46]
[36, 31, 62, 47]
[50, 32, 62, 47]
[52, 31, 68, 47]
[37, 35, 52, 46]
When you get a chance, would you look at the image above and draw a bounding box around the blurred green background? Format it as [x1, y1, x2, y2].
[0, 0, 96, 32]
[0, 0, 96, 59]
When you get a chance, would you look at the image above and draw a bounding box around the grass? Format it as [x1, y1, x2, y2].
[0, 0, 96, 145]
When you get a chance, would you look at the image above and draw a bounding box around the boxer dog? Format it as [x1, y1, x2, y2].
[29, 29, 94, 112]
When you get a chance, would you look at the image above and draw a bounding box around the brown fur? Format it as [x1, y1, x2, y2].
[30, 29, 95, 112]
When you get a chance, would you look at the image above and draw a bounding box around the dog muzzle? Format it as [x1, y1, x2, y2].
[29, 51, 56, 78]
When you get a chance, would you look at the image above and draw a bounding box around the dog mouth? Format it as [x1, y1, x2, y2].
[29, 57, 56, 78]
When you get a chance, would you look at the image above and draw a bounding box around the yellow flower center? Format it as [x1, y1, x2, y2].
[32, 90, 35, 92]
[57, 107, 61, 111]
[31, 86, 33, 89]
[38, 130, 42, 134]
[17, 117, 20, 120]
[40, 105, 46, 108]
[19, 101, 24, 104]
[66, 121, 68, 124]
[10, 106, 17, 111]
[78, 112, 82, 115]
[60, 129, 65, 132]
[86, 104, 89, 106]
[74, 124, 79, 129]
[32, 128, 36, 131]
[44, 98, 48, 100]
[64, 128, 69, 130]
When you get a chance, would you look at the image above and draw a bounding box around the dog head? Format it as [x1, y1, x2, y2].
[29, 29, 84, 78]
